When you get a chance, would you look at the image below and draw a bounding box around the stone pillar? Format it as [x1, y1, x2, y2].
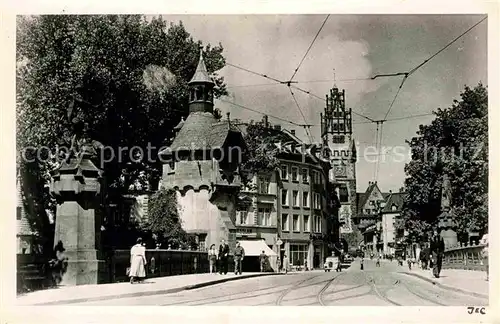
[438, 211, 458, 249]
[50, 148, 103, 286]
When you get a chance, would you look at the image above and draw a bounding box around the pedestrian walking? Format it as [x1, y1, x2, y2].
[49, 240, 68, 286]
[233, 242, 245, 275]
[376, 256, 380, 267]
[276, 256, 281, 273]
[259, 250, 267, 272]
[429, 229, 445, 278]
[407, 257, 412, 271]
[129, 237, 147, 284]
[360, 257, 364, 270]
[218, 239, 229, 275]
[208, 244, 217, 274]
[282, 255, 289, 274]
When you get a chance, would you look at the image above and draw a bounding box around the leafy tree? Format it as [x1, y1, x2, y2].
[16, 15, 227, 253]
[145, 188, 196, 249]
[400, 83, 488, 243]
[240, 120, 287, 183]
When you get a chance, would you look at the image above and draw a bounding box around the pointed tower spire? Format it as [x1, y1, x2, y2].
[189, 50, 214, 85]
[188, 49, 215, 114]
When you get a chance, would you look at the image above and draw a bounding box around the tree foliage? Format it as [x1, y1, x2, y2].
[16, 15, 227, 251]
[240, 120, 288, 183]
[145, 188, 195, 249]
[400, 83, 488, 243]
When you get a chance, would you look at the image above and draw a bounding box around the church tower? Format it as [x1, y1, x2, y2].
[321, 85, 357, 237]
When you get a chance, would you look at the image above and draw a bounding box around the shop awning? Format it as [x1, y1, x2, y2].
[238, 240, 277, 257]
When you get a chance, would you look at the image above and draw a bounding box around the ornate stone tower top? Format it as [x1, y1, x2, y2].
[188, 50, 215, 114]
[441, 173, 452, 211]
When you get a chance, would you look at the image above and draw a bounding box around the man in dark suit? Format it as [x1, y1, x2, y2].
[218, 239, 230, 275]
[430, 229, 445, 278]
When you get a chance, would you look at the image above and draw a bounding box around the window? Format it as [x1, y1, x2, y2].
[369, 200, 375, 206]
[365, 209, 371, 215]
[264, 208, 271, 226]
[281, 214, 289, 231]
[281, 189, 289, 206]
[258, 176, 270, 194]
[303, 215, 310, 232]
[290, 244, 308, 267]
[332, 135, 345, 144]
[313, 171, 322, 184]
[313, 193, 321, 209]
[292, 215, 299, 232]
[391, 204, 398, 212]
[281, 165, 288, 180]
[314, 216, 322, 233]
[302, 191, 310, 208]
[292, 190, 299, 207]
[258, 207, 271, 226]
[238, 211, 248, 225]
[302, 168, 309, 183]
[291, 167, 299, 182]
[16, 207, 22, 220]
[339, 185, 349, 203]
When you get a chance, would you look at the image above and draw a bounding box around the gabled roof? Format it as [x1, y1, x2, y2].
[382, 192, 407, 213]
[159, 112, 243, 155]
[188, 51, 214, 85]
[358, 182, 377, 209]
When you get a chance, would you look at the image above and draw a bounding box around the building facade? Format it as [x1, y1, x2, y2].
[234, 119, 337, 270]
[380, 191, 407, 256]
[354, 181, 389, 254]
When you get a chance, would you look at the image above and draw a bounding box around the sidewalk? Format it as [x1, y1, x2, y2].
[17, 272, 280, 306]
[399, 267, 488, 298]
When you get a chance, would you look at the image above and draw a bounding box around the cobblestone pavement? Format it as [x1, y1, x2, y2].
[72, 259, 488, 306]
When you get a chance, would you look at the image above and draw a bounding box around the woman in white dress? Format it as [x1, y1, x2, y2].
[129, 237, 147, 284]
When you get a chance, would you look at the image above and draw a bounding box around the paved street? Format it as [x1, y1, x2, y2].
[71, 259, 487, 306]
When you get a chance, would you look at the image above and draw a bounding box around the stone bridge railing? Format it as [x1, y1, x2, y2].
[442, 242, 487, 271]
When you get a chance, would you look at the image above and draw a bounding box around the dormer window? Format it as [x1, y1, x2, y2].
[391, 204, 397, 211]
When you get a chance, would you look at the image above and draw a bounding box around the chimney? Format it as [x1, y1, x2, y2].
[274, 124, 281, 131]
[291, 129, 296, 136]
[389, 190, 392, 194]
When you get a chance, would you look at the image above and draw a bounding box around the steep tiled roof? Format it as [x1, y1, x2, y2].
[160, 112, 243, 155]
[358, 182, 376, 210]
[17, 178, 34, 236]
[382, 192, 407, 213]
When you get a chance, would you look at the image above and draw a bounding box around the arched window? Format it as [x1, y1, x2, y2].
[195, 86, 203, 101]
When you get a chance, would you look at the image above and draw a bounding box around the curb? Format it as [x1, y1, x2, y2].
[398, 271, 488, 299]
[25, 273, 282, 306]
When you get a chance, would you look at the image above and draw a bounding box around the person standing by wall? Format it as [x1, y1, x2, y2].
[282, 255, 289, 274]
[218, 239, 229, 275]
[259, 250, 267, 272]
[208, 244, 217, 274]
[129, 237, 147, 284]
[233, 242, 245, 275]
[480, 234, 488, 281]
[430, 229, 445, 278]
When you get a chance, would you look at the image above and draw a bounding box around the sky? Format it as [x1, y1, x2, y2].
[158, 14, 487, 192]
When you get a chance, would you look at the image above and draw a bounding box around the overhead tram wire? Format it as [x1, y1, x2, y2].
[289, 14, 330, 82]
[288, 87, 314, 143]
[372, 16, 486, 181]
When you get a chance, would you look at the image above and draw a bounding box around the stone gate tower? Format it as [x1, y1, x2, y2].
[320, 85, 357, 238]
[159, 51, 245, 251]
